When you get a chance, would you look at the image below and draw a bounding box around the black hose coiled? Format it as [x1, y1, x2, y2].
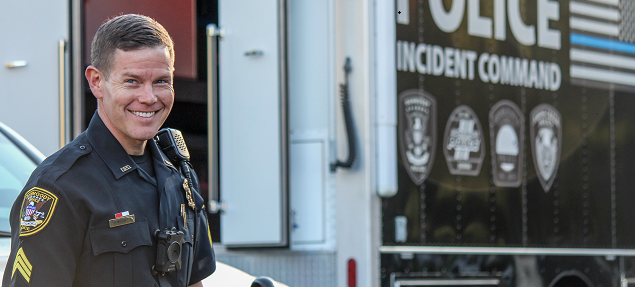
[331, 57, 357, 172]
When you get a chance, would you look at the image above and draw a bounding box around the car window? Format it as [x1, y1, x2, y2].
[0, 132, 37, 232]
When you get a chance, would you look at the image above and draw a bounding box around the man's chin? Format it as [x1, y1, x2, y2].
[131, 129, 162, 142]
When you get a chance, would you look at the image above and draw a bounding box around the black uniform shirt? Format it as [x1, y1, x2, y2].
[2, 113, 215, 286]
[131, 148, 155, 178]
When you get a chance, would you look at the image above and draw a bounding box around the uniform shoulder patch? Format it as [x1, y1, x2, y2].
[19, 187, 59, 237]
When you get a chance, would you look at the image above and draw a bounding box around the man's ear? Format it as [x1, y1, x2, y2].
[85, 66, 104, 99]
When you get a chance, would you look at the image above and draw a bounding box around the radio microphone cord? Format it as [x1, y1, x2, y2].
[331, 57, 357, 172]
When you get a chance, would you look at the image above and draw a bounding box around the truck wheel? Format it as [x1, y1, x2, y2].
[251, 276, 276, 287]
[549, 270, 594, 287]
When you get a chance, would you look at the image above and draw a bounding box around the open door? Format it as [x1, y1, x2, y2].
[0, 0, 70, 156]
[215, 0, 288, 247]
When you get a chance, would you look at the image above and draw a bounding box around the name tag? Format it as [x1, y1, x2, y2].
[109, 214, 135, 228]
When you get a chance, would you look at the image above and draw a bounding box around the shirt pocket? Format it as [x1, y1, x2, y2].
[88, 217, 155, 287]
[89, 217, 152, 255]
[177, 214, 194, 285]
[177, 215, 194, 246]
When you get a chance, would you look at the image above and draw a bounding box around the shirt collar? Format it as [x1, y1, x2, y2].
[85, 111, 178, 179]
[147, 135, 178, 173]
[86, 112, 138, 179]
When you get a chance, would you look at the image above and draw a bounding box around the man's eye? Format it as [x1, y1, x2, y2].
[125, 79, 137, 84]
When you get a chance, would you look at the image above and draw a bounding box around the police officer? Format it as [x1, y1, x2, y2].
[2, 14, 215, 286]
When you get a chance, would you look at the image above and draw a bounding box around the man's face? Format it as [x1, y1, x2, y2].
[89, 46, 174, 151]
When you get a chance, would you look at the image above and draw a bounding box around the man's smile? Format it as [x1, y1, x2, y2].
[130, 110, 159, 118]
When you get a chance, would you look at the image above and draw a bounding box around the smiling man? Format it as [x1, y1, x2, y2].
[2, 14, 215, 286]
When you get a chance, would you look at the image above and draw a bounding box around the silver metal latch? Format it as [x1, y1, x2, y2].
[5, 60, 27, 68]
[208, 200, 227, 214]
[244, 50, 264, 57]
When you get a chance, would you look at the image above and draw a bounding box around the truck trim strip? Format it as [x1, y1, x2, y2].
[394, 279, 500, 286]
[379, 246, 635, 256]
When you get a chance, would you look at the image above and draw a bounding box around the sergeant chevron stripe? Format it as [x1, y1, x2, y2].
[12, 247, 32, 283]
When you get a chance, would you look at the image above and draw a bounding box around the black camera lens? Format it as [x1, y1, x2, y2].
[167, 241, 181, 264]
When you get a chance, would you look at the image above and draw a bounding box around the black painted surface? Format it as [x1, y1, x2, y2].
[386, 0, 617, 250]
[614, 92, 635, 248]
[385, 1, 631, 286]
[381, 253, 617, 287]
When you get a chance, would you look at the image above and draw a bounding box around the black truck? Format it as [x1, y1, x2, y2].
[381, 0, 635, 286]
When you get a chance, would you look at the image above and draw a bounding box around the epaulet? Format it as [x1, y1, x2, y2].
[40, 140, 93, 183]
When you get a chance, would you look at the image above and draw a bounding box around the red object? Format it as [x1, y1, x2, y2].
[84, 0, 197, 79]
[347, 258, 356, 287]
[115, 213, 123, 218]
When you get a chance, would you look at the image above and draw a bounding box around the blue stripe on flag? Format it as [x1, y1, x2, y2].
[571, 33, 635, 55]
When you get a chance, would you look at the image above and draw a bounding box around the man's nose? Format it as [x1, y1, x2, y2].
[138, 84, 157, 104]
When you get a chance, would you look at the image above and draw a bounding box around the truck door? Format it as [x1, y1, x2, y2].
[214, 0, 289, 247]
[82, 0, 289, 247]
[0, 0, 71, 156]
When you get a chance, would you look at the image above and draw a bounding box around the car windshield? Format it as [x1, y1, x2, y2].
[0, 131, 37, 233]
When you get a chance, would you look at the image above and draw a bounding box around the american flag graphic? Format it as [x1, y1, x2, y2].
[569, 0, 635, 89]
[25, 202, 35, 217]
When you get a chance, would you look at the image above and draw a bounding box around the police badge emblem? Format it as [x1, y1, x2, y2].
[489, 100, 524, 187]
[530, 104, 562, 192]
[443, 105, 485, 176]
[19, 187, 58, 237]
[398, 89, 437, 185]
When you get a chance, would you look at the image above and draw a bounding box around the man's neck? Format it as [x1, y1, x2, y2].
[97, 108, 147, 155]
[125, 141, 147, 156]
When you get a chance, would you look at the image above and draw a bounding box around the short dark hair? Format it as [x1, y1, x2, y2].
[90, 14, 175, 76]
